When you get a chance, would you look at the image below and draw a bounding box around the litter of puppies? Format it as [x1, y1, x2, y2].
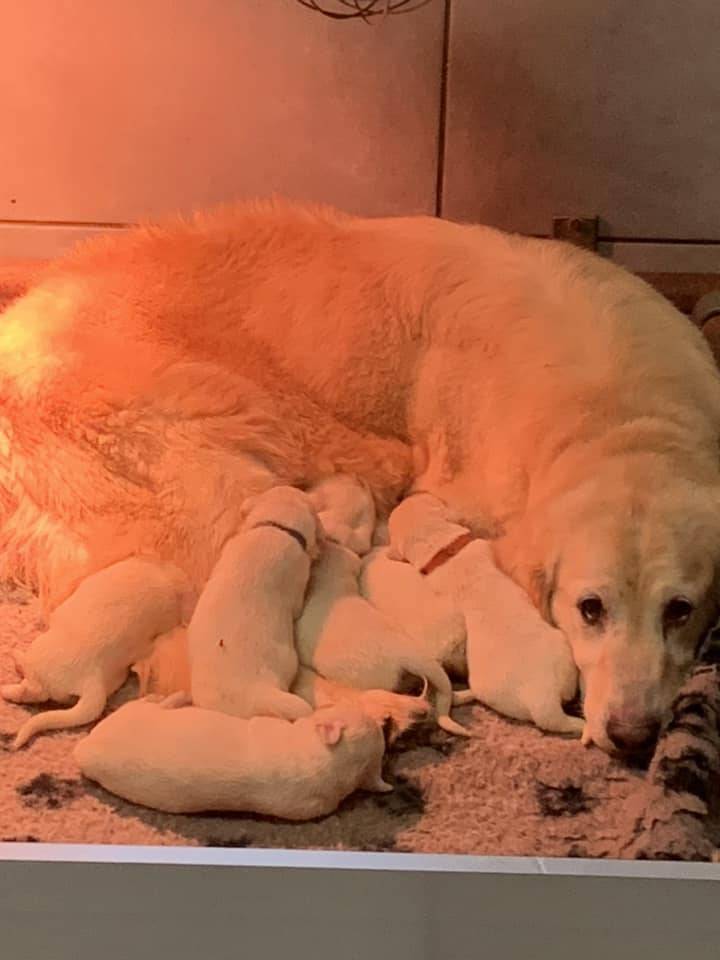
[2, 474, 585, 821]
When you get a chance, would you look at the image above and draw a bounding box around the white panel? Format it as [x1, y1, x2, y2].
[443, 0, 720, 240]
[0, 0, 445, 224]
[0, 223, 121, 259]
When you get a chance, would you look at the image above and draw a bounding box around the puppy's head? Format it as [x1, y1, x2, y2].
[387, 493, 469, 569]
[241, 485, 322, 559]
[309, 473, 377, 556]
[500, 477, 720, 759]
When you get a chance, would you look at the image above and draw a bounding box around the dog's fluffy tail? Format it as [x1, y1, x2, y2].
[12, 676, 108, 749]
[400, 658, 472, 738]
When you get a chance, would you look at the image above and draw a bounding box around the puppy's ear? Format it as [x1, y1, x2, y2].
[314, 717, 346, 746]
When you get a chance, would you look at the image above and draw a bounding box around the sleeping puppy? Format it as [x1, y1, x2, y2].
[296, 539, 470, 736]
[388, 494, 584, 737]
[74, 693, 393, 818]
[308, 473, 376, 556]
[188, 485, 319, 721]
[132, 633, 429, 740]
[2, 558, 190, 748]
[358, 546, 467, 678]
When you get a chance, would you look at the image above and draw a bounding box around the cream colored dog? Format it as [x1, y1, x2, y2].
[4, 200, 720, 757]
[296, 540, 468, 736]
[188, 485, 319, 721]
[74, 694, 392, 818]
[2, 558, 190, 748]
[388, 494, 584, 736]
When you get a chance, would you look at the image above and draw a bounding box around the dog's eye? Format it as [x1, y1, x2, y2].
[663, 597, 694, 627]
[577, 595, 606, 626]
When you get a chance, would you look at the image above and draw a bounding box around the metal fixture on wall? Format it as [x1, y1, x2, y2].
[294, 0, 436, 21]
[551, 216, 599, 251]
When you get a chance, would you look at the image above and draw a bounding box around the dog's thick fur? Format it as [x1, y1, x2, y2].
[3, 199, 720, 753]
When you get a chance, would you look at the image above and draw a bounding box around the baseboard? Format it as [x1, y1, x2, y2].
[0, 222, 126, 259]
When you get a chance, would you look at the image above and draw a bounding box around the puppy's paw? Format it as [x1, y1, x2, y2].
[1, 680, 43, 705]
[159, 691, 192, 710]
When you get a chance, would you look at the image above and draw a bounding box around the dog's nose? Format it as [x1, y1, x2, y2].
[605, 716, 661, 756]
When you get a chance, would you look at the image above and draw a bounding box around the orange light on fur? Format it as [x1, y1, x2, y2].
[0, 287, 69, 396]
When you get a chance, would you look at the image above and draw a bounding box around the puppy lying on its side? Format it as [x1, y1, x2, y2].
[387, 494, 585, 737]
[74, 694, 392, 819]
[308, 473, 376, 556]
[296, 539, 470, 736]
[188, 485, 318, 721]
[2, 558, 190, 748]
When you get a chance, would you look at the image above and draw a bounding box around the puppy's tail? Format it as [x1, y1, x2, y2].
[12, 676, 108, 749]
[400, 658, 472, 738]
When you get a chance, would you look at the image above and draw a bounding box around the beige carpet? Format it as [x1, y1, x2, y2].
[0, 580, 643, 855]
[0, 260, 717, 860]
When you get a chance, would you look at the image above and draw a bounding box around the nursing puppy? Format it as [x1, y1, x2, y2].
[359, 546, 466, 678]
[388, 494, 584, 736]
[132, 628, 429, 739]
[2, 558, 190, 748]
[74, 694, 391, 818]
[296, 539, 469, 736]
[188, 485, 319, 721]
[308, 473, 376, 556]
[6, 200, 720, 758]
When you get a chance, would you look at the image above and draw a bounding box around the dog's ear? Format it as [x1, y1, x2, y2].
[239, 492, 260, 524]
[527, 562, 558, 626]
[313, 717, 346, 746]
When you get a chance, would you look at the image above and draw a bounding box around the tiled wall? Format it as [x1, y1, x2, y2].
[1, 0, 718, 272]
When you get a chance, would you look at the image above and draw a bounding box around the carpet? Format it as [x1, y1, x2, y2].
[0, 259, 718, 861]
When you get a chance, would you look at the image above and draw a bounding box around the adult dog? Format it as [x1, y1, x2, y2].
[2, 199, 719, 757]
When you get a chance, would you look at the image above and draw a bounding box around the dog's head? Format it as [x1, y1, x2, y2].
[497, 474, 720, 759]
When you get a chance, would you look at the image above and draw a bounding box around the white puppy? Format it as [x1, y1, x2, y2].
[296, 539, 469, 736]
[188, 485, 319, 721]
[74, 694, 391, 818]
[359, 546, 467, 677]
[388, 494, 585, 736]
[308, 473, 376, 556]
[132, 626, 431, 740]
[2, 558, 190, 748]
